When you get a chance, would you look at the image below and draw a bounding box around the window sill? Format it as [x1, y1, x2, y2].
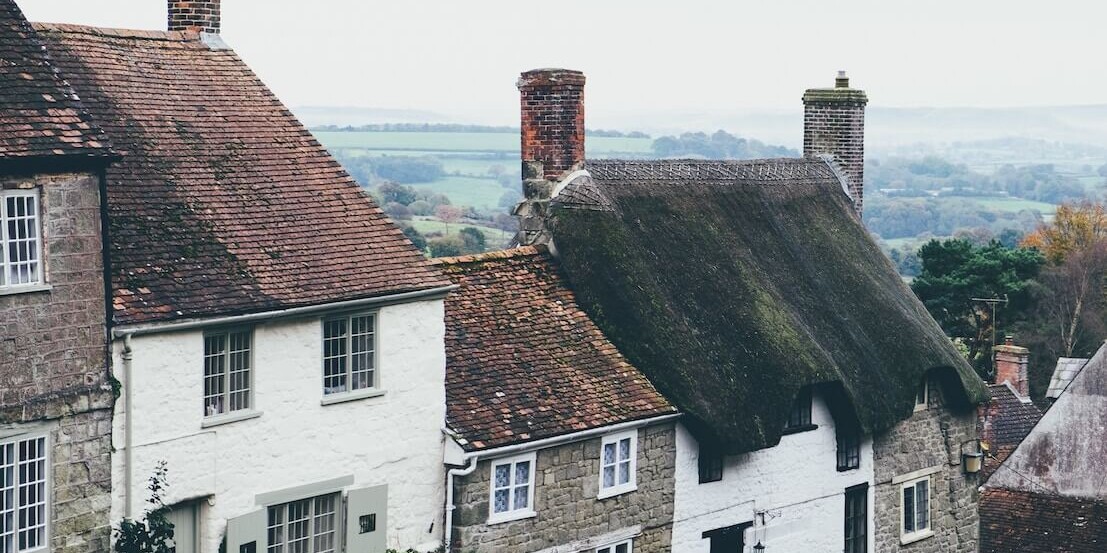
[836, 465, 860, 472]
[913, 404, 929, 413]
[320, 388, 386, 406]
[901, 529, 934, 545]
[201, 410, 262, 429]
[781, 423, 818, 435]
[0, 283, 51, 296]
[487, 509, 536, 525]
[597, 483, 637, 500]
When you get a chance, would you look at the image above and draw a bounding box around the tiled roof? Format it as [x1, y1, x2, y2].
[980, 383, 1042, 481]
[0, 0, 111, 160]
[436, 247, 676, 451]
[31, 23, 448, 324]
[1047, 357, 1088, 399]
[981, 488, 1107, 552]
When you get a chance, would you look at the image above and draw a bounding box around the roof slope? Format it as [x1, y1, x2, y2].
[548, 158, 987, 453]
[436, 247, 675, 451]
[988, 342, 1107, 498]
[981, 488, 1107, 553]
[32, 24, 448, 324]
[980, 383, 1043, 481]
[0, 0, 111, 161]
[1047, 357, 1088, 399]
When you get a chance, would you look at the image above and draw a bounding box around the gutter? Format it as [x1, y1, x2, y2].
[441, 412, 681, 550]
[111, 284, 457, 338]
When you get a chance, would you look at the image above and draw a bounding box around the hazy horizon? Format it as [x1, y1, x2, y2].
[19, 0, 1107, 128]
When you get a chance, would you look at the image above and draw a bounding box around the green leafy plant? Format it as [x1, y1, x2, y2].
[114, 461, 175, 553]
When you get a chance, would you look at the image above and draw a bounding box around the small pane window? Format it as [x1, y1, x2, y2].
[599, 431, 637, 497]
[0, 435, 47, 553]
[323, 313, 376, 395]
[596, 539, 632, 553]
[901, 477, 931, 540]
[845, 484, 868, 553]
[0, 189, 43, 290]
[488, 453, 535, 523]
[698, 441, 723, 483]
[837, 428, 861, 471]
[204, 329, 252, 417]
[784, 388, 813, 432]
[267, 493, 338, 553]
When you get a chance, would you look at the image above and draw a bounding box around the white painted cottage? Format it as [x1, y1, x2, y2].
[27, 2, 455, 551]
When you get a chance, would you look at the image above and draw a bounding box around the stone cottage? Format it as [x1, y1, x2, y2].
[10, 0, 456, 550]
[0, 1, 117, 551]
[436, 247, 679, 553]
[511, 68, 988, 553]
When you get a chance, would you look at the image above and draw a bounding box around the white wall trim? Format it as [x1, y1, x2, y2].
[532, 525, 643, 553]
[255, 475, 355, 507]
[890, 465, 943, 485]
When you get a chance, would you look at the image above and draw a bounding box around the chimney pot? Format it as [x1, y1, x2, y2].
[836, 71, 849, 88]
[168, 0, 220, 34]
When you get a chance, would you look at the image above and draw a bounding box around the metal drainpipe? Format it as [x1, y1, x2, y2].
[444, 454, 479, 552]
[121, 333, 134, 518]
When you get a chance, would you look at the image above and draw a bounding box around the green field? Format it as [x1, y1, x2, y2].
[406, 217, 511, 248]
[408, 176, 508, 210]
[313, 131, 653, 155]
[972, 197, 1056, 215]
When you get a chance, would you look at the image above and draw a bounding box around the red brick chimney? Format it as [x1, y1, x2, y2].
[803, 71, 867, 217]
[517, 69, 586, 181]
[993, 336, 1030, 397]
[168, 1, 220, 33]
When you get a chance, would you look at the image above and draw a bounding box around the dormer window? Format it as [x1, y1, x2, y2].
[914, 378, 929, 412]
[1, 189, 43, 291]
[837, 427, 861, 471]
[783, 388, 815, 434]
[698, 441, 724, 483]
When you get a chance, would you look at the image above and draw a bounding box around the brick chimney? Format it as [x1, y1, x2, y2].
[514, 68, 586, 245]
[993, 336, 1030, 397]
[168, 1, 220, 33]
[803, 71, 868, 217]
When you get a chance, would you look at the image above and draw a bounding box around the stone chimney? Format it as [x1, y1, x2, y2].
[993, 336, 1030, 397]
[168, 1, 220, 33]
[803, 71, 868, 217]
[514, 68, 586, 245]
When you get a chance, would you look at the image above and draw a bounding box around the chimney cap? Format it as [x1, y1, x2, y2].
[518, 68, 586, 89]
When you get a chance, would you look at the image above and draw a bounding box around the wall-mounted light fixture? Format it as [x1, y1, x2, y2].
[753, 542, 765, 552]
[961, 439, 984, 474]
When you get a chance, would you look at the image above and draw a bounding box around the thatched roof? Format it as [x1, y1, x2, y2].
[548, 158, 987, 453]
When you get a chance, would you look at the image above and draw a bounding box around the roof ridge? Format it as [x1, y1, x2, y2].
[432, 245, 545, 266]
[32, 22, 197, 41]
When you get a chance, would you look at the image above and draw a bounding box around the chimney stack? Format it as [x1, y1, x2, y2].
[168, 1, 220, 34]
[514, 68, 586, 246]
[803, 71, 867, 217]
[993, 336, 1030, 397]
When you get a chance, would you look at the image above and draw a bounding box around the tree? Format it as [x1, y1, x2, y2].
[434, 205, 463, 234]
[427, 235, 464, 257]
[114, 461, 174, 553]
[1022, 202, 1107, 263]
[458, 227, 487, 253]
[382, 202, 412, 221]
[912, 239, 1044, 375]
[378, 181, 417, 206]
[401, 225, 427, 251]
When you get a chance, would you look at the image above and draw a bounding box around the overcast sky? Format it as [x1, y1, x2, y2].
[20, 1, 1107, 126]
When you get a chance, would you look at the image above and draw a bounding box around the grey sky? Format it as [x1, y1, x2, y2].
[20, 0, 1107, 127]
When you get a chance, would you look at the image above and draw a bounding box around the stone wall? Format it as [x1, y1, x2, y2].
[873, 376, 980, 553]
[452, 423, 676, 553]
[0, 171, 113, 553]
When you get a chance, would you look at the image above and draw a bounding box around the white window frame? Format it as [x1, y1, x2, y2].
[487, 452, 536, 524]
[596, 539, 633, 553]
[598, 430, 638, 499]
[321, 311, 380, 401]
[899, 476, 933, 544]
[913, 378, 929, 412]
[0, 432, 50, 553]
[265, 492, 341, 553]
[0, 188, 45, 292]
[202, 327, 254, 420]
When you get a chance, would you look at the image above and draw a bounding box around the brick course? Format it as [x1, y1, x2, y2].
[872, 378, 980, 553]
[167, 0, 220, 33]
[452, 424, 675, 553]
[0, 171, 113, 553]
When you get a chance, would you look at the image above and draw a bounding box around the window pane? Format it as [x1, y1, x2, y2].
[313, 495, 336, 553]
[619, 438, 631, 461]
[603, 443, 616, 465]
[916, 481, 929, 530]
[494, 464, 510, 488]
[616, 544, 629, 553]
[228, 331, 251, 412]
[603, 465, 615, 488]
[204, 335, 227, 416]
[903, 486, 915, 533]
[267, 505, 285, 553]
[618, 460, 631, 485]
[349, 315, 375, 391]
[322, 319, 348, 394]
[512, 485, 528, 510]
[493, 489, 509, 514]
[514, 461, 530, 486]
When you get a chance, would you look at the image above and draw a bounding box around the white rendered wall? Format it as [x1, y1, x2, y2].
[110, 299, 447, 552]
[672, 392, 875, 552]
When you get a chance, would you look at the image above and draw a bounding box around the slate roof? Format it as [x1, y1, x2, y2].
[0, 0, 111, 161]
[987, 341, 1107, 499]
[981, 488, 1107, 553]
[979, 383, 1043, 481]
[435, 246, 676, 451]
[548, 158, 988, 453]
[1047, 356, 1089, 400]
[29, 23, 448, 324]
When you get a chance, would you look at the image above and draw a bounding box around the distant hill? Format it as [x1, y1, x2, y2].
[292, 106, 451, 127]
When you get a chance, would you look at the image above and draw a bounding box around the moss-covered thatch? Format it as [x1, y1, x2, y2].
[549, 158, 988, 454]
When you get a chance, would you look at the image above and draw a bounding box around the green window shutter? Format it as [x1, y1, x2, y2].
[346, 484, 388, 553]
[226, 508, 266, 553]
